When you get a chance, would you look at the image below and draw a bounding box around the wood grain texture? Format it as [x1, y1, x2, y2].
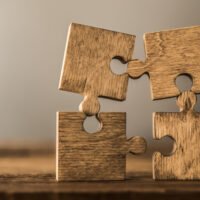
[153, 91, 200, 180]
[128, 25, 200, 100]
[0, 154, 200, 200]
[2, 175, 200, 200]
[2, 154, 200, 200]
[59, 23, 135, 115]
[56, 112, 146, 181]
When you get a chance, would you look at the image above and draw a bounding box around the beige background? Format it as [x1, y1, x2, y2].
[0, 0, 199, 153]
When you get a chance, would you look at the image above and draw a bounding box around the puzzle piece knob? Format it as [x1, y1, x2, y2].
[176, 90, 196, 112]
[128, 136, 147, 155]
[79, 95, 100, 116]
[127, 59, 146, 78]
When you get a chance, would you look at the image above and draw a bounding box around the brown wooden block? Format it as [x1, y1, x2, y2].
[153, 91, 200, 180]
[128, 26, 200, 100]
[56, 112, 146, 181]
[59, 23, 135, 115]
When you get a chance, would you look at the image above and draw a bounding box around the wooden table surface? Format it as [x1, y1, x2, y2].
[0, 151, 200, 200]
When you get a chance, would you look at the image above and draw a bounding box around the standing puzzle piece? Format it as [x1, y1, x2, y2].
[128, 26, 200, 100]
[153, 91, 200, 180]
[56, 112, 146, 181]
[59, 23, 135, 115]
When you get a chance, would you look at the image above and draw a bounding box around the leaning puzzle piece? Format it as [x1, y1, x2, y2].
[56, 112, 146, 181]
[59, 23, 135, 115]
[128, 26, 200, 100]
[153, 91, 200, 180]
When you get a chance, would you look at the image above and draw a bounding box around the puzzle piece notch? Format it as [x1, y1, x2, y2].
[56, 112, 146, 181]
[59, 23, 135, 115]
[153, 91, 200, 180]
[128, 26, 200, 100]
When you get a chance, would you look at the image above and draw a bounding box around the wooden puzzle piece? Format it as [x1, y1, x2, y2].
[56, 112, 146, 181]
[59, 23, 135, 115]
[128, 26, 200, 100]
[153, 91, 200, 180]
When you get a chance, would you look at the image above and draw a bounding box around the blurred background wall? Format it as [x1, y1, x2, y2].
[0, 0, 199, 153]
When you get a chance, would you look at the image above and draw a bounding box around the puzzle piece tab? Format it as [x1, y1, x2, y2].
[128, 26, 200, 100]
[153, 91, 200, 180]
[56, 112, 146, 181]
[59, 23, 135, 115]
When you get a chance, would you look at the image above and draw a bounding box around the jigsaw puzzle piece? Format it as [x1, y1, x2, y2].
[153, 91, 200, 180]
[128, 26, 200, 100]
[59, 23, 135, 115]
[56, 112, 146, 181]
